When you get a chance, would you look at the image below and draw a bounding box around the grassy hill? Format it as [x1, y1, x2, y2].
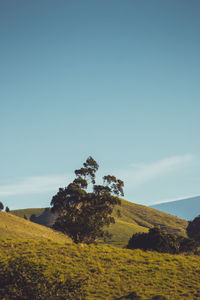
[1, 238, 200, 299]
[0, 202, 198, 299]
[11, 207, 45, 220]
[0, 211, 71, 244]
[11, 199, 188, 247]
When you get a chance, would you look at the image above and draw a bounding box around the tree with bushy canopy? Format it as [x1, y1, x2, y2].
[0, 202, 4, 211]
[51, 156, 124, 244]
[127, 226, 198, 254]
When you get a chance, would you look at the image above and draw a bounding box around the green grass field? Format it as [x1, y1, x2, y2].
[1, 238, 200, 299]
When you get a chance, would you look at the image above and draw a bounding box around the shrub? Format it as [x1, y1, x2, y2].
[5, 206, 10, 212]
[127, 227, 198, 254]
[187, 215, 200, 243]
[30, 214, 36, 222]
[0, 256, 86, 300]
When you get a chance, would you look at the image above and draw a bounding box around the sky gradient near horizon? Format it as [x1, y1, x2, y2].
[0, 0, 200, 209]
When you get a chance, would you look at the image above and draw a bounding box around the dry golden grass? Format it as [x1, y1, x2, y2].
[1, 239, 200, 299]
[0, 211, 71, 244]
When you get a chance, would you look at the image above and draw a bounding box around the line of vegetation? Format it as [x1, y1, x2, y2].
[127, 226, 198, 254]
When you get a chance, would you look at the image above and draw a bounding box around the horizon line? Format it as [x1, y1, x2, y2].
[150, 194, 200, 206]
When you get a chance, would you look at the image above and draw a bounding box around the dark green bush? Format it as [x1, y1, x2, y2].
[187, 215, 200, 243]
[0, 257, 86, 300]
[0, 202, 4, 211]
[127, 227, 198, 254]
[5, 206, 10, 212]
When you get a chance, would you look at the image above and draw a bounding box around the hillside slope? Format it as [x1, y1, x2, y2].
[11, 207, 56, 227]
[1, 239, 200, 299]
[11, 199, 188, 246]
[109, 199, 187, 245]
[0, 211, 71, 243]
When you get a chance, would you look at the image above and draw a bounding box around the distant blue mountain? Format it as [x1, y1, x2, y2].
[150, 196, 200, 221]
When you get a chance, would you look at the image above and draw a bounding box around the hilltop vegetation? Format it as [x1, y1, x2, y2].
[11, 199, 188, 246]
[1, 239, 200, 299]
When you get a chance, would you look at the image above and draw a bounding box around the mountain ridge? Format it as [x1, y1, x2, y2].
[150, 195, 200, 220]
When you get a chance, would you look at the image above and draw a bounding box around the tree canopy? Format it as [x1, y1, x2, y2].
[0, 202, 4, 211]
[187, 215, 200, 243]
[51, 156, 124, 244]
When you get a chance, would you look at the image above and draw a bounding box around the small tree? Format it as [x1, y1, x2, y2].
[5, 206, 10, 212]
[51, 156, 124, 244]
[0, 202, 4, 211]
[30, 214, 36, 222]
[187, 215, 200, 243]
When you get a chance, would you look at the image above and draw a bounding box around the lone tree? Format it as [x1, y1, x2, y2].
[51, 156, 124, 244]
[0, 202, 4, 211]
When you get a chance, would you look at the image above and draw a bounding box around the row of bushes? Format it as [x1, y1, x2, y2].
[126, 214, 200, 254]
[126, 226, 198, 254]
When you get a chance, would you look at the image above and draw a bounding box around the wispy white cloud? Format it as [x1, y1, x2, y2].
[0, 154, 194, 198]
[116, 154, 194, 189]
[0, 174, 73, 197]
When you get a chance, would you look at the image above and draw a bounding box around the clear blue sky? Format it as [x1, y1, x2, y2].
[0, 0, 200, 209]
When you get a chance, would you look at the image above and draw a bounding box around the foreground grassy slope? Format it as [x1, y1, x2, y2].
[0, 211, 71, 243]
[11, 199, 188, 246]
[1, 239, 200, 299]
